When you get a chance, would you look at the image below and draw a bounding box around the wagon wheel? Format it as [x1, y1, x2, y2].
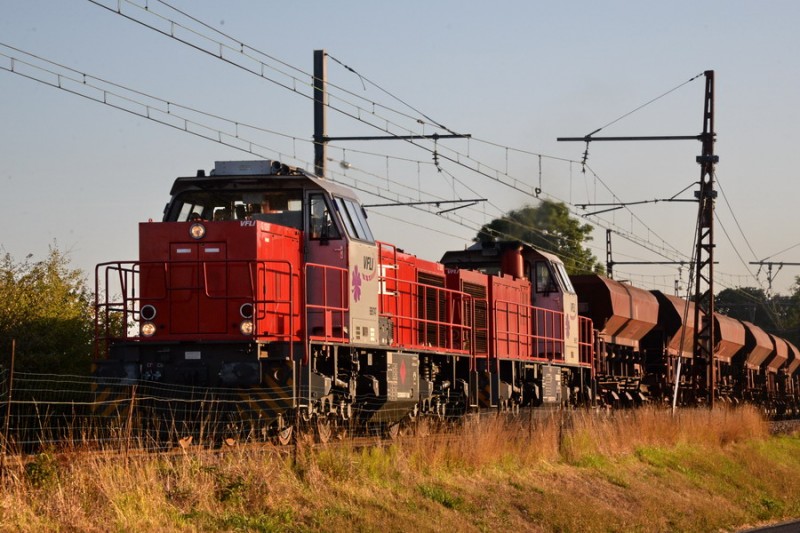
[276, 425, 293, 446]
[333, 418, 349, 441]
[385, 422, 401, 440]
[415, 417, 432, 438]
[315, 416, 333, 444]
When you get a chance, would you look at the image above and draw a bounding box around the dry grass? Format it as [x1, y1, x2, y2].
[561, 404, 769, 463]
[0, 405, 797, 532]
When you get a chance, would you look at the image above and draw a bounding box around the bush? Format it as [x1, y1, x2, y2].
[0, 246, 94, 375]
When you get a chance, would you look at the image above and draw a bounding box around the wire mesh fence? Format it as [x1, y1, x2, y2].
[0, 370, 460, 454]
[0, 370, 312, 453]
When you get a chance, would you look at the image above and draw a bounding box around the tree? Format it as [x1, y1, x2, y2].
[715, 285, 800, 346]
[781, 277, 800, 347]
[475, 200, 604, 275]
[714, 287, 774, 326]
[0, 246, 94, 375]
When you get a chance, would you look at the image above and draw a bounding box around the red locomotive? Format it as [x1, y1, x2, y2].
[93, 159, 799, 444]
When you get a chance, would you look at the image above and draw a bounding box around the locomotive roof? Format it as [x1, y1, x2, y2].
[169, 160, 360, 200]
[441, 240, 564, 266]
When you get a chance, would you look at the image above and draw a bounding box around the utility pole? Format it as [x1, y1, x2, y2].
[313, 50, 327, 177]
[312, 50, 470, 179]
[748, 261, 800, 297]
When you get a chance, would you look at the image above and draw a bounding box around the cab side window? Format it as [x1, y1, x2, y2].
[309, 194, 341, 240]
[535, 261, 559, 294]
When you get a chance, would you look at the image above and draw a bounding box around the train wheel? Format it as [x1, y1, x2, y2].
[415, 417, 432, 437]
[315, 417, 333, 444]
[333, 419, 349, 441]
[386, 422, 400, 440]
[276, 425, 294, 446]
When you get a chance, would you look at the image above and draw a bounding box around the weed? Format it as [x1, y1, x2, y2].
[359, 444, 399, 485]
[218, 510, 296, 532]
[216, 474, 247, 503]
[417, 483, 464, 510]
[23, 451, 58, 489]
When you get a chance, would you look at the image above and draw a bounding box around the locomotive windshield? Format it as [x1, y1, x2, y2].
[166, 190, 304, 230]
[553, 261, 576, 294]
[535, 260, 576, 294]
[163, 184, 375, 244]
[334, 196, 374, 242]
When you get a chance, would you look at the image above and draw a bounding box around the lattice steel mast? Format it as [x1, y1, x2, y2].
[693, 71, 718, 408]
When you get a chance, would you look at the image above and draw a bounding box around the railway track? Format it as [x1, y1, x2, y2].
[768, 418, 800, 435]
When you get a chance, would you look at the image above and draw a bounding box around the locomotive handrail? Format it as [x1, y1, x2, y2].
[94, 259, 301, 357]
[94, 261, 141, 359]
[493, 298, 568, 363]
[376, 241, 476, 355]
[380, 276, 474, 354]
[578, 316, 595, 373]
[304, 262, 349, 344]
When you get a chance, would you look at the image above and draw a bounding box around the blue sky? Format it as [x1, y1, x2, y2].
[2, 1, 799, 295]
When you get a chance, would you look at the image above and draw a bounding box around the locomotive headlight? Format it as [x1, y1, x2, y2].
[140, 304, 157, 321]
[141, 321, 157, 337]
[239, 303, 254, 319]
[239, 319, 254, 335]
[189, 223, 206, 239]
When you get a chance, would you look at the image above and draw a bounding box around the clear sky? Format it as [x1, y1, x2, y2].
[2, 1, 799, 295]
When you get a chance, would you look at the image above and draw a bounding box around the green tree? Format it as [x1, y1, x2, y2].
[0, 246, 94, 374]
[715, 285, 800, 346]
[475, 200, 604, 275]
[781, 277, 800, 347]
[714, 287, 773, 326]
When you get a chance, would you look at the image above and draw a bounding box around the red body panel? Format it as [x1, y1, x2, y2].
[376, 242, 471, 354]
[490, 274, 533, 360]
[445, 267, 490, 358]
[377, 242, 419, 348]
[139, 220, 303, 343]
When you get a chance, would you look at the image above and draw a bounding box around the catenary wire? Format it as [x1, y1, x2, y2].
[86, 0, 722, 275]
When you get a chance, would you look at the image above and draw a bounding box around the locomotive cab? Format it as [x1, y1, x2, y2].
[157, 160, 381, 349]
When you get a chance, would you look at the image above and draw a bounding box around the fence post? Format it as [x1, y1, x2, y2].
[1, 339, 16, 477]
[124, 384, 136, 459]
